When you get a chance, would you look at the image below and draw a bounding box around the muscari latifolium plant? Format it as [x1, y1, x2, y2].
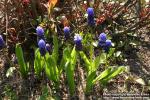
[14, 5, 126, 95]
[35, 26, 60, 84]
[78, 7, 125, 93]
[80, 32, 125, 93]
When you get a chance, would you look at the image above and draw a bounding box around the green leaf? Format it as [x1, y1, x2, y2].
[71, 47, 77, 68]
[89, 44, 94, 62]
[64, 47, 71, 60]
[64, 47, 77, 95]
[15, 44, 28, 78]
[86, 71, 96, 93]
[45, 53, 58, 82]
[92, 67, 112, 84]
[65, 61, 75, 95]
[101, 66, 125, 85]
[52, 35, 58, 63]
[79, 51, 90, 70]
[107, 48, 115, 58]
[39, 85, 54, 100]
[59, 48, 70, 73]
[99, 53, 107, 64]
[93, 56, 100, 70]
[34, 49, 45, 77]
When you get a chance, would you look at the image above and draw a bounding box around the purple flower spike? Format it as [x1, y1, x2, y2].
[38, 39, 46, 56]
[106, 40, 112, 47]
[98, 33, 112, 53]
[99, 33, 107, 42]
[87, 7, 94, 16]
[63, 26, 70, 38]
[46, 43, 51, 53]
[0, 35, 5, 49]
[74, 34, 82, 43]
[98, 41, 106, 47]
[38, 39, 45, 48]
[36, 26, 44, 37]
[74, 34, 82, 50]
[87, 7, 95, 26]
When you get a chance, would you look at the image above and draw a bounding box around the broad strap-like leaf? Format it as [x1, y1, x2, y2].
[52, 35, 58, 63]
[34, 49, 45, 77]
[65, 61, 75, 95]
[92, 67, 112, 84]
[79, 51, 90, 71]
[86, 71, 96, 93]
[64, 47, 77, 95]
[45, 53, 58, 82]
[100, 66, 125, 85]
[59, 48, 70, 73]
[15, 44, 28, 77]
[91, 53, 107, 73]
[107, 48, 115, 58]
[71, 47, 77, 68]
[99, 53, 107, 64]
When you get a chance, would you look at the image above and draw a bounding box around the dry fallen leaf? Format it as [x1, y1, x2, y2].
[48, 0, 58, 14]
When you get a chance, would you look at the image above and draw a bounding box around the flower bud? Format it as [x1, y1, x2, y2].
[104, 40, 112, 52]
[46, 43, 51, 53]
[87, 7, 94, 16]
[38, 39, 46, 56]
[74, 34, 82, 50]
[105, 40, 112, 47]
[36, 26, 44, 37]
[98, 33, 112, 53]
[87, 7, 95, 25]
[99, 33, 107, 42]
[63, 26, 70, 39]
[98, 41, 106, 47]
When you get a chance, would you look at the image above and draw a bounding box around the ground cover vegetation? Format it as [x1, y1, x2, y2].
[0, 0, 150, 99]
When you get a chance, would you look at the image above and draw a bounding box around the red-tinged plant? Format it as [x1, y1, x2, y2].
[7, 28, 25, 44]
[61, 16, 69, 27]
[22, 0, 30, 5]
[140, 8, 150, 20]
[96, 15, 106, 25]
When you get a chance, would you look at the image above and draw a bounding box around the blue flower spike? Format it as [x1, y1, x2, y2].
[36, 26, 44, 37]
[46, 43, 51, 53]
[99, 33, 107, 42]
[87, 7, 95, 26]
[98, 33, 112, 52]
[74, 34, 82, 51]
[106, 40, 112, 47]
[0, 35, 5, 49]
[63, 26, 70, 38]
[38, 39, 46, 56]
[87, 7, 94, 16]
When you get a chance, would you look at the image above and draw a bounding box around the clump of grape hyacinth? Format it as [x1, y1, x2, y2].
[74, 34, 82, 50]
[98, 33, 112, 52]
[36, 26, 45, 40]
[0, 35, 5, 49]
[63, 26, 70, 39]
[38, 39, 46, 56]
[87, 7, 95, 26]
